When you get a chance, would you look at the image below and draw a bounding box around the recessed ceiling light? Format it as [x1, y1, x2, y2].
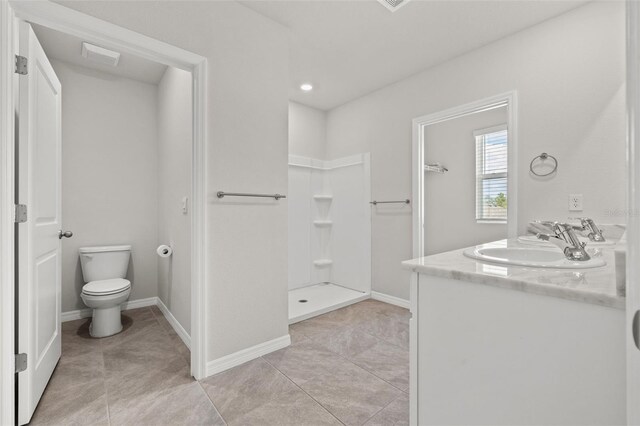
[300, 83, 313, 92]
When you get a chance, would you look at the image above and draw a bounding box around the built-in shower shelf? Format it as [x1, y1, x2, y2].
[313, 220, 333, 227]
[313, 259, 333, 267]
[313, 195, 333, 201]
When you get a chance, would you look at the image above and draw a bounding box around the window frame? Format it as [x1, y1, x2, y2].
[474, 124, 508, 224]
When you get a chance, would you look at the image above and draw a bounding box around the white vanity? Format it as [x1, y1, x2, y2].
[403, 239, 625, 425]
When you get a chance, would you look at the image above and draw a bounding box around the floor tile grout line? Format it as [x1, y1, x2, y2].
[260, 355, 347, 426]
[195, 382, 228, 425]
[360, 389, 405, 425]
[296, 325, 409, 394]
[100, 340, 113, 426]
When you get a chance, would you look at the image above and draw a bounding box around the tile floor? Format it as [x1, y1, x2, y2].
[30, 300, 409, 426]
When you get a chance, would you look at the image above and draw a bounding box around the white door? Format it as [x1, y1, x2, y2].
[16, 21, 63, 425]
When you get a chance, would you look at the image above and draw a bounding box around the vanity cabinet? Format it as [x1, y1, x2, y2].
[404, 244, 625, 425]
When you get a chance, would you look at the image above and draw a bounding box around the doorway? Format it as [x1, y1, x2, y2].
[412, 92, 518, 259]
[3, 2, 208, 424]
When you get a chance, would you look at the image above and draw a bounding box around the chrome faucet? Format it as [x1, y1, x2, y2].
[570, 217, 605, 242]
[536, 222, 591, 261]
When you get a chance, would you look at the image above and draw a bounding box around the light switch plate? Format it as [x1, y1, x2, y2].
[181, 196, 189, 214]
[568, 194, 583, 211]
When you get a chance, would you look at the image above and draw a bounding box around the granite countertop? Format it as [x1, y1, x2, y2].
[401, 238, 625, 310]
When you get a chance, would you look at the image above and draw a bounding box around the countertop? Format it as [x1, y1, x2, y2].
[401, 238, 625, 310]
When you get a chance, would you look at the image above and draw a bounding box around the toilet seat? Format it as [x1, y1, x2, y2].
[82, 278, 131, 296]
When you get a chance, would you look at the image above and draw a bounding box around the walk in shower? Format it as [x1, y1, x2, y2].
[288, 153, 371, 323]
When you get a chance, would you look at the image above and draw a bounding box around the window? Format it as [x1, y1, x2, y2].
[475, 125, 508, 222]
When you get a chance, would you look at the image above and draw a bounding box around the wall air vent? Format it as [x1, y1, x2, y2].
[376, 0, 411, 12]
[81, 42, 120, 67]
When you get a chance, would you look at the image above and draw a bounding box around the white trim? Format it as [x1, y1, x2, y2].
[371, 291, 410, 309]
[156, 298, 191, 350]
[6, 1, 208, 386]
[412, 91, 518, 259]
[626, 2, 640, 423]
[61, 297, 159, 322]
[409, 273, 419, 426]
[206, 335, 291, 377]
[0, 2, 15, 424]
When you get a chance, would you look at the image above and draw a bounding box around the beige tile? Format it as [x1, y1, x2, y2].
[288, 323, 310, 344]
[231, 387, 341, 426]
[356, 314, 409, 350]
[100, 314, 164, 351]
[102, 324, 178, 373]
[311, 327, 380, 358]
[109, 382, 225, 426]
[30, 379, 108, 426]
[150, 304, 163, 317]
[299, 362, 403, 426]
[350, 300, 409, 322]
[351, 340, 409, 391]
[364, 393, 409, 426]
[47, 351, 105, 392]
[202, 357, 340, 426]
[169, 333, 191, 364]
[264, 341, 402, 425]
[263, 340, 344, 385]
[105, 354, 194, 414]
[121, 306, 155, 321]
[311, 325, 409, 391]
[61, 319, 102, 357]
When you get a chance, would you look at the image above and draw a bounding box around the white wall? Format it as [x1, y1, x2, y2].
[54, 59, 159, 312]
[289, 101, 326, 159]
[57, 0, 290, 362]
[157, 67, 192, 334]
[424, 107, 508, 255]
[325, 1, 625, 300]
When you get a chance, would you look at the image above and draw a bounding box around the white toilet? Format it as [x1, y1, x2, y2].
[79, 245, 132, 338]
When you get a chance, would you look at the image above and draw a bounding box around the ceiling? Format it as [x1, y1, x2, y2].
[32, 23, 167, 85]
[240, 0, 588, 111]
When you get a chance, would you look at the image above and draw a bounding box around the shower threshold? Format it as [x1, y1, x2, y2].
[288, 283, 369, 324]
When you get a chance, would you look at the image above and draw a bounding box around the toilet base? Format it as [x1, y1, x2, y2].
[89, 305, 123, 338]
[81, 288, 131, 338]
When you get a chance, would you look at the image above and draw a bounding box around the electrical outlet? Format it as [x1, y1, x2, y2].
[568, 194, 583, 211]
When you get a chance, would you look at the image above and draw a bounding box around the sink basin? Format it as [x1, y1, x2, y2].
[517, 235, 615, 247]
[463, 246, 606, 269]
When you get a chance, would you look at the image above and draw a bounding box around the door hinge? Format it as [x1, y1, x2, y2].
[15, 55, 27, 75]
[15, 353, 27, 373]
[14, 204, 27, 223]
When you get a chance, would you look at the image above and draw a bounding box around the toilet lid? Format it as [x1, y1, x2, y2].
[82, 279, 131, 296]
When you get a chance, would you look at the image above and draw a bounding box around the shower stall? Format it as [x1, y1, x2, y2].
[288, 153, 371, 323]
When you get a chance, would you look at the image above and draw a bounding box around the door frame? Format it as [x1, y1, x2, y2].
[411, 91, 519, 259]
[0, 1, 16, 424]
[626, 1, 640, 423]
[1, 2, 209, 421]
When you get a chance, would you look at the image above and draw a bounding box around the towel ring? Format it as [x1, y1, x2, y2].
[529, 152, 558, 177]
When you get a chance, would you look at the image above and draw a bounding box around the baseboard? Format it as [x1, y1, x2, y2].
[206, 334, 291, 377]
[61, 296, 159, 322]
[371, 291, 410, 309]
[156, 298, 191, 349]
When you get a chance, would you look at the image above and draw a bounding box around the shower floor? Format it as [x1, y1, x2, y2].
[289, 283, 369, 324]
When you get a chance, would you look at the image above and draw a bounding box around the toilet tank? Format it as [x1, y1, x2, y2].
[79, 245, 131, 282]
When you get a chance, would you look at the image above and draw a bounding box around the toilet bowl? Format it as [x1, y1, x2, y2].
[79, 245, 132, 338]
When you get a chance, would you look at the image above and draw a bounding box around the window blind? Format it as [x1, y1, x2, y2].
[475, 126, 508, 222]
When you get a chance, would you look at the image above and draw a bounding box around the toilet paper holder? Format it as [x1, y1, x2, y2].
[157, 245, 172, 258]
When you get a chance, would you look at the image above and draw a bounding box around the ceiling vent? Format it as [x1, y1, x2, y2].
[81, 42, 120, 67]
[376, 0, 410, 12]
